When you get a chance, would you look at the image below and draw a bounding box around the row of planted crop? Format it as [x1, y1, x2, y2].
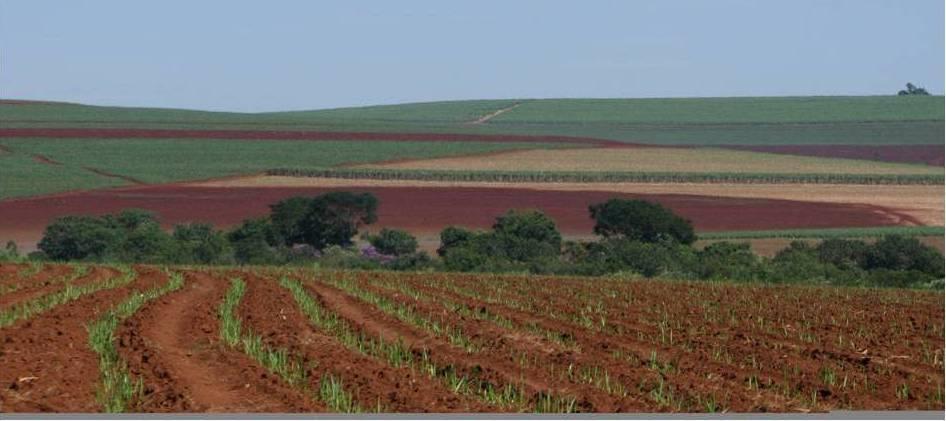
[267, 168, 945, 185]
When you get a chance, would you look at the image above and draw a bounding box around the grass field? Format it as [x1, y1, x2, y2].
[3, 96, 943, 145]
[359, 147, 942, 175]
[0, 138, 557, 199]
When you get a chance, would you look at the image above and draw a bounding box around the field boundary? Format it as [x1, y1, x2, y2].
[266, 168, 945, 185]
[698, 226, 945, 240]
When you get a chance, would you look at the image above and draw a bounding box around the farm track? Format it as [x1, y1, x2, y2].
[0, 263, 37, 286]
[116, 271, 316, 412]
[0, 266, 162, 412]
[237, 271, 484, 412]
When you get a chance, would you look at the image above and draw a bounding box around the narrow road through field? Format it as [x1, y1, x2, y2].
[120, 271, 317, 412]
[467, 102, 522, 125]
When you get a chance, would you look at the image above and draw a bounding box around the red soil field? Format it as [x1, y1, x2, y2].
[1, 264, 942, 412]
[0, 184, 919, 248]
[722, 144, 945, 166]
[0, 128, 629, 147]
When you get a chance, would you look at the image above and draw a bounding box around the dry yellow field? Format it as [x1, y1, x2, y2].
[357, 147, 941, 175]
[193, 175, 945, 226]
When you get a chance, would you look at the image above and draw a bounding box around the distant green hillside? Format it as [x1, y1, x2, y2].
[1, 96, 943, 145]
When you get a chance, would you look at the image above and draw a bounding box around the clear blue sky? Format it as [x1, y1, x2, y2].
[1, 0, 942, 112]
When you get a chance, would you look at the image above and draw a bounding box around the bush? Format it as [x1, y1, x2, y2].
[491, 210, 563, 262]
[816, 238, 868, 270]
[863, 235, 943, 277]
[698, 242, 760, 281]
[575, 238, 698, 278]
[172, 223, 233, 264]
[368, 228, 418, 256]
[318, 245, 380, 270]
[38, 215, 120, 261]
[437, 226, 477, 257]
[589, 199, 695, 245]
[227, 218, 283, 265]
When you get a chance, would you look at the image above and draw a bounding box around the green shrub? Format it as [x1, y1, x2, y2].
[172, 223, 233, 264]
[368, 228, 418, 256]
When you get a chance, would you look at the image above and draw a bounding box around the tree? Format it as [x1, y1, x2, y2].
[864, 235, 943, 276]
[299, 192, 378, 249]
[491, 209, 562, 262]
[437, 226, 477, 257]
[368, 228, 418, 256]
[38, 215, 121, 261]
[270, 197, 313, 246]
[227, 218, 281, 265]
[173, 223, 233, 264]
[698, 242, 759, 281]
[898, 82, 930, 96]
[589, 199, 695, 245]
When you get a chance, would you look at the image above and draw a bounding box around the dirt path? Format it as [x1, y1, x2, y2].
[118, 271, 317, 412]
[467, 102, 522, 125]
[83, 167, 147, 185]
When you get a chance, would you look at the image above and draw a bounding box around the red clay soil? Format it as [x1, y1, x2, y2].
[0, 266, 165, 412]
[0, 265, 94, 310]
[115, 271, 318, 412]
[720, 144, 945, 167]
[0, 184, 918, 250]
[394, 273, 944, 411]
[235, 272, 487, 412]
[0, 128, 631, 147]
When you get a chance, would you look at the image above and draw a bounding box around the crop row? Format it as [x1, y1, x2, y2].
[267, 168, 944, 185]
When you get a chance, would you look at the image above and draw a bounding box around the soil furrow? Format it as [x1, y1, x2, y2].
[116, 270, 317, 412]
[237, 271, 486, 412]
[0, 266, 162, 412]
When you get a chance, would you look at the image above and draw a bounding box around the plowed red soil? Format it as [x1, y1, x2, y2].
[0, 184, 917, 250]
[0, 266, 164, 412]
[0, 264, 942, 413]
[116, 271, 318, 412]
[721, 144, 945, 167]
[0, 128, 629, 147]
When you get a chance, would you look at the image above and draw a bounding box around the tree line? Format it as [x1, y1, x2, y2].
[5, 191, 942, 289]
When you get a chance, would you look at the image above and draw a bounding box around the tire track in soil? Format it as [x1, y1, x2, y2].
[237, 272, 487, 413]
[116, 270, 318, 413]
[0, 266, 164, 412]
[0, 266, 102, 310]
[298, 272, 634, 412]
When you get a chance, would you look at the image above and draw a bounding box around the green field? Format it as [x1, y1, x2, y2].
[698, 226, 945, 240]
[3, 96, 943, 145]
[0, 138, 557, 199]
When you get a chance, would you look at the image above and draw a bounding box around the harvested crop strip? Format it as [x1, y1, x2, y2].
[0, 265, 134, 328]
[87, 270, 185, 412]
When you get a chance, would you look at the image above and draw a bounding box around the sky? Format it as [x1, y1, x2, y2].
[0, 0, 943, 112]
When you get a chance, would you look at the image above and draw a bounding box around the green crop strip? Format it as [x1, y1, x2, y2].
[0, 264, 90, 296]
[88, 270, 185, 412]
[218, 278, 364, 413]
[280, 276, 577, 412]
[268, 168, 944, 185]
[323, 276, 481, 353]
[698, 226, 945, 240]
[0, 265, 136, 328]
